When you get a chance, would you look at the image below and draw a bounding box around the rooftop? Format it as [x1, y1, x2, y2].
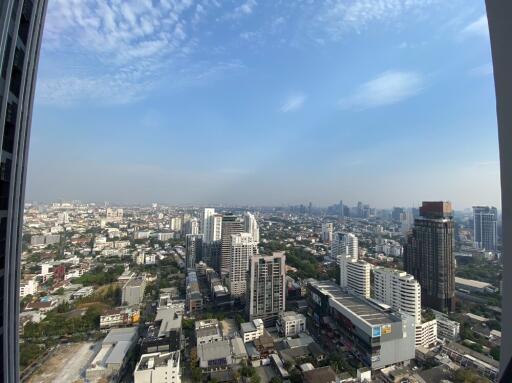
[309, 280, 401, 326]
[455, 277, 492, 289]
[136, 351, 180, 371]
[198, 339, 231, 361]
[155, 307, 182, 338]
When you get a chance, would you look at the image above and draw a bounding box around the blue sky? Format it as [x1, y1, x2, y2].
[27, 0, 500, 209]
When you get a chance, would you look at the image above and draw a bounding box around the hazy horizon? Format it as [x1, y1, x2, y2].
[26, 0, 501, 209]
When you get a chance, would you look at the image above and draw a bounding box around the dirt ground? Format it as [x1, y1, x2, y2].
[27, 342, 97, 383]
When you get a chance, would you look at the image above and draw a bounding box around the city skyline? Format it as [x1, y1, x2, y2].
[26, 1, 500, 209]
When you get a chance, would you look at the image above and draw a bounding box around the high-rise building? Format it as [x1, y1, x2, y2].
[248, 252, 286, 326]
[404, 201, 455, 313]
[202, 208, 222, 244]
[243, 212, 260, 243]
[321, 222, 333, 243]
[473, 206, 498, 251]
[1, 1, 48, 381]
[228, 233, 257, 298]
[184, 217, 199, 236]
[185, 234, 203, 269]
[170, 216, 183, 232]
[333, 232, 359, 289]
[339, 200, 344, 219]
[374, 268, 421, 324]
[220, 214, 243, 276]
[332, 232, 358, 259]
[346, 260, 371, 298]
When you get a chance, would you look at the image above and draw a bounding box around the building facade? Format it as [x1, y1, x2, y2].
[134, 351, 181, 383]
[473, 206, 498, 251]
[321, 223, 333, 243]
[307, 280, 415, 370]
[185, 234, 202, 269]
[228, 233, 257, 299]
[404, 201, 455, 313]
[219, 214, 242, 276]
[243, 212, 259, 243]
[346, 260, 371, 298]
[248, 252, 286, 326]
[0, 1, 48, 380]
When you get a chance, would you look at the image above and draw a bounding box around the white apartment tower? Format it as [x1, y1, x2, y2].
[248, 252, 286, 326]
[332, 232, 358, 259]
[202, 208, 222, 244]
[321, 223, 334, 243]
[374, 267, 437, 348]
[334, 232, 359, 289]
[374, 268, 421, 324]
[346, 260, 371, 298]
[244, 212, 260, 243]
[228, 233, 258, 298]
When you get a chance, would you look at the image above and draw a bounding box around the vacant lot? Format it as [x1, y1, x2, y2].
[27, 342, 97, 383]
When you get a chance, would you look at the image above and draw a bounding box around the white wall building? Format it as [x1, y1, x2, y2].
[20, 278, 38, 298]
[248, 252, 286, 325]
[276, 311, 306, 337]
[374, 267, 437, 348]
[433, 310, 460, 341]
[346, 260, 371, 298]
[240, 318, 264, 343]
[228, 233, 257, 298]
[134, 351, 180, 383]
[244, 212, 260, 243]
[321, 223, 333, 243]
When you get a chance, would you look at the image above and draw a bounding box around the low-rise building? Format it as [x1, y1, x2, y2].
[86, 327, 138, 382]
[197, 339, 232, 372]
[416, 319, 437, 349]
[240, 319, 264, 343]
[100, 307, 140, 329]
[195, 319, 222, 347]
[122, 276, 146, 306]
[277, 311, 306, 337]
[441, 342, 499, 382]
[455, 277, 495, 293]
[186, 270, 203, 313]
[433, 310, 460, 341]
[134, 351, 181, 383]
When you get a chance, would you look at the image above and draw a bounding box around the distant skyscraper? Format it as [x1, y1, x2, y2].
[332, 232, 359, 289]
[473, 206, 498, 251]
[220, 214, 243, 276]
[202, 208, 215, 239]
[184, 217, 200, 236]
[0, 1, 48, 381]
[339, 200, 344, 219]
[248, 252, 286, 326]
[404, 202, 455, 313]
[243, 212, 260, 243]
[321, 222, 333, 243]
[332, 232, 358, 259]
[228, 233, 257, 299]
[185, 234, 203, 269]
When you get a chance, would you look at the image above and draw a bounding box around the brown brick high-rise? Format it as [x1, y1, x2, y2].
[404, 202, 455, 313]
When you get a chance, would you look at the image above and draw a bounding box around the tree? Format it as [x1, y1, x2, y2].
[491, 346, 500, 361]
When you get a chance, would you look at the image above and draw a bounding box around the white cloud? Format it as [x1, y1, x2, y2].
[39, 0, 215, 105]
[224, 0, 257, 20]
[339, 71, 424, 110]
[280, 93, 307, 113]
[461, 15, 489, 38]
[317, 0, 440, 40]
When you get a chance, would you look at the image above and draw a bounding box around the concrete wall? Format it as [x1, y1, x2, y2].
[485, 1, 512, 379]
